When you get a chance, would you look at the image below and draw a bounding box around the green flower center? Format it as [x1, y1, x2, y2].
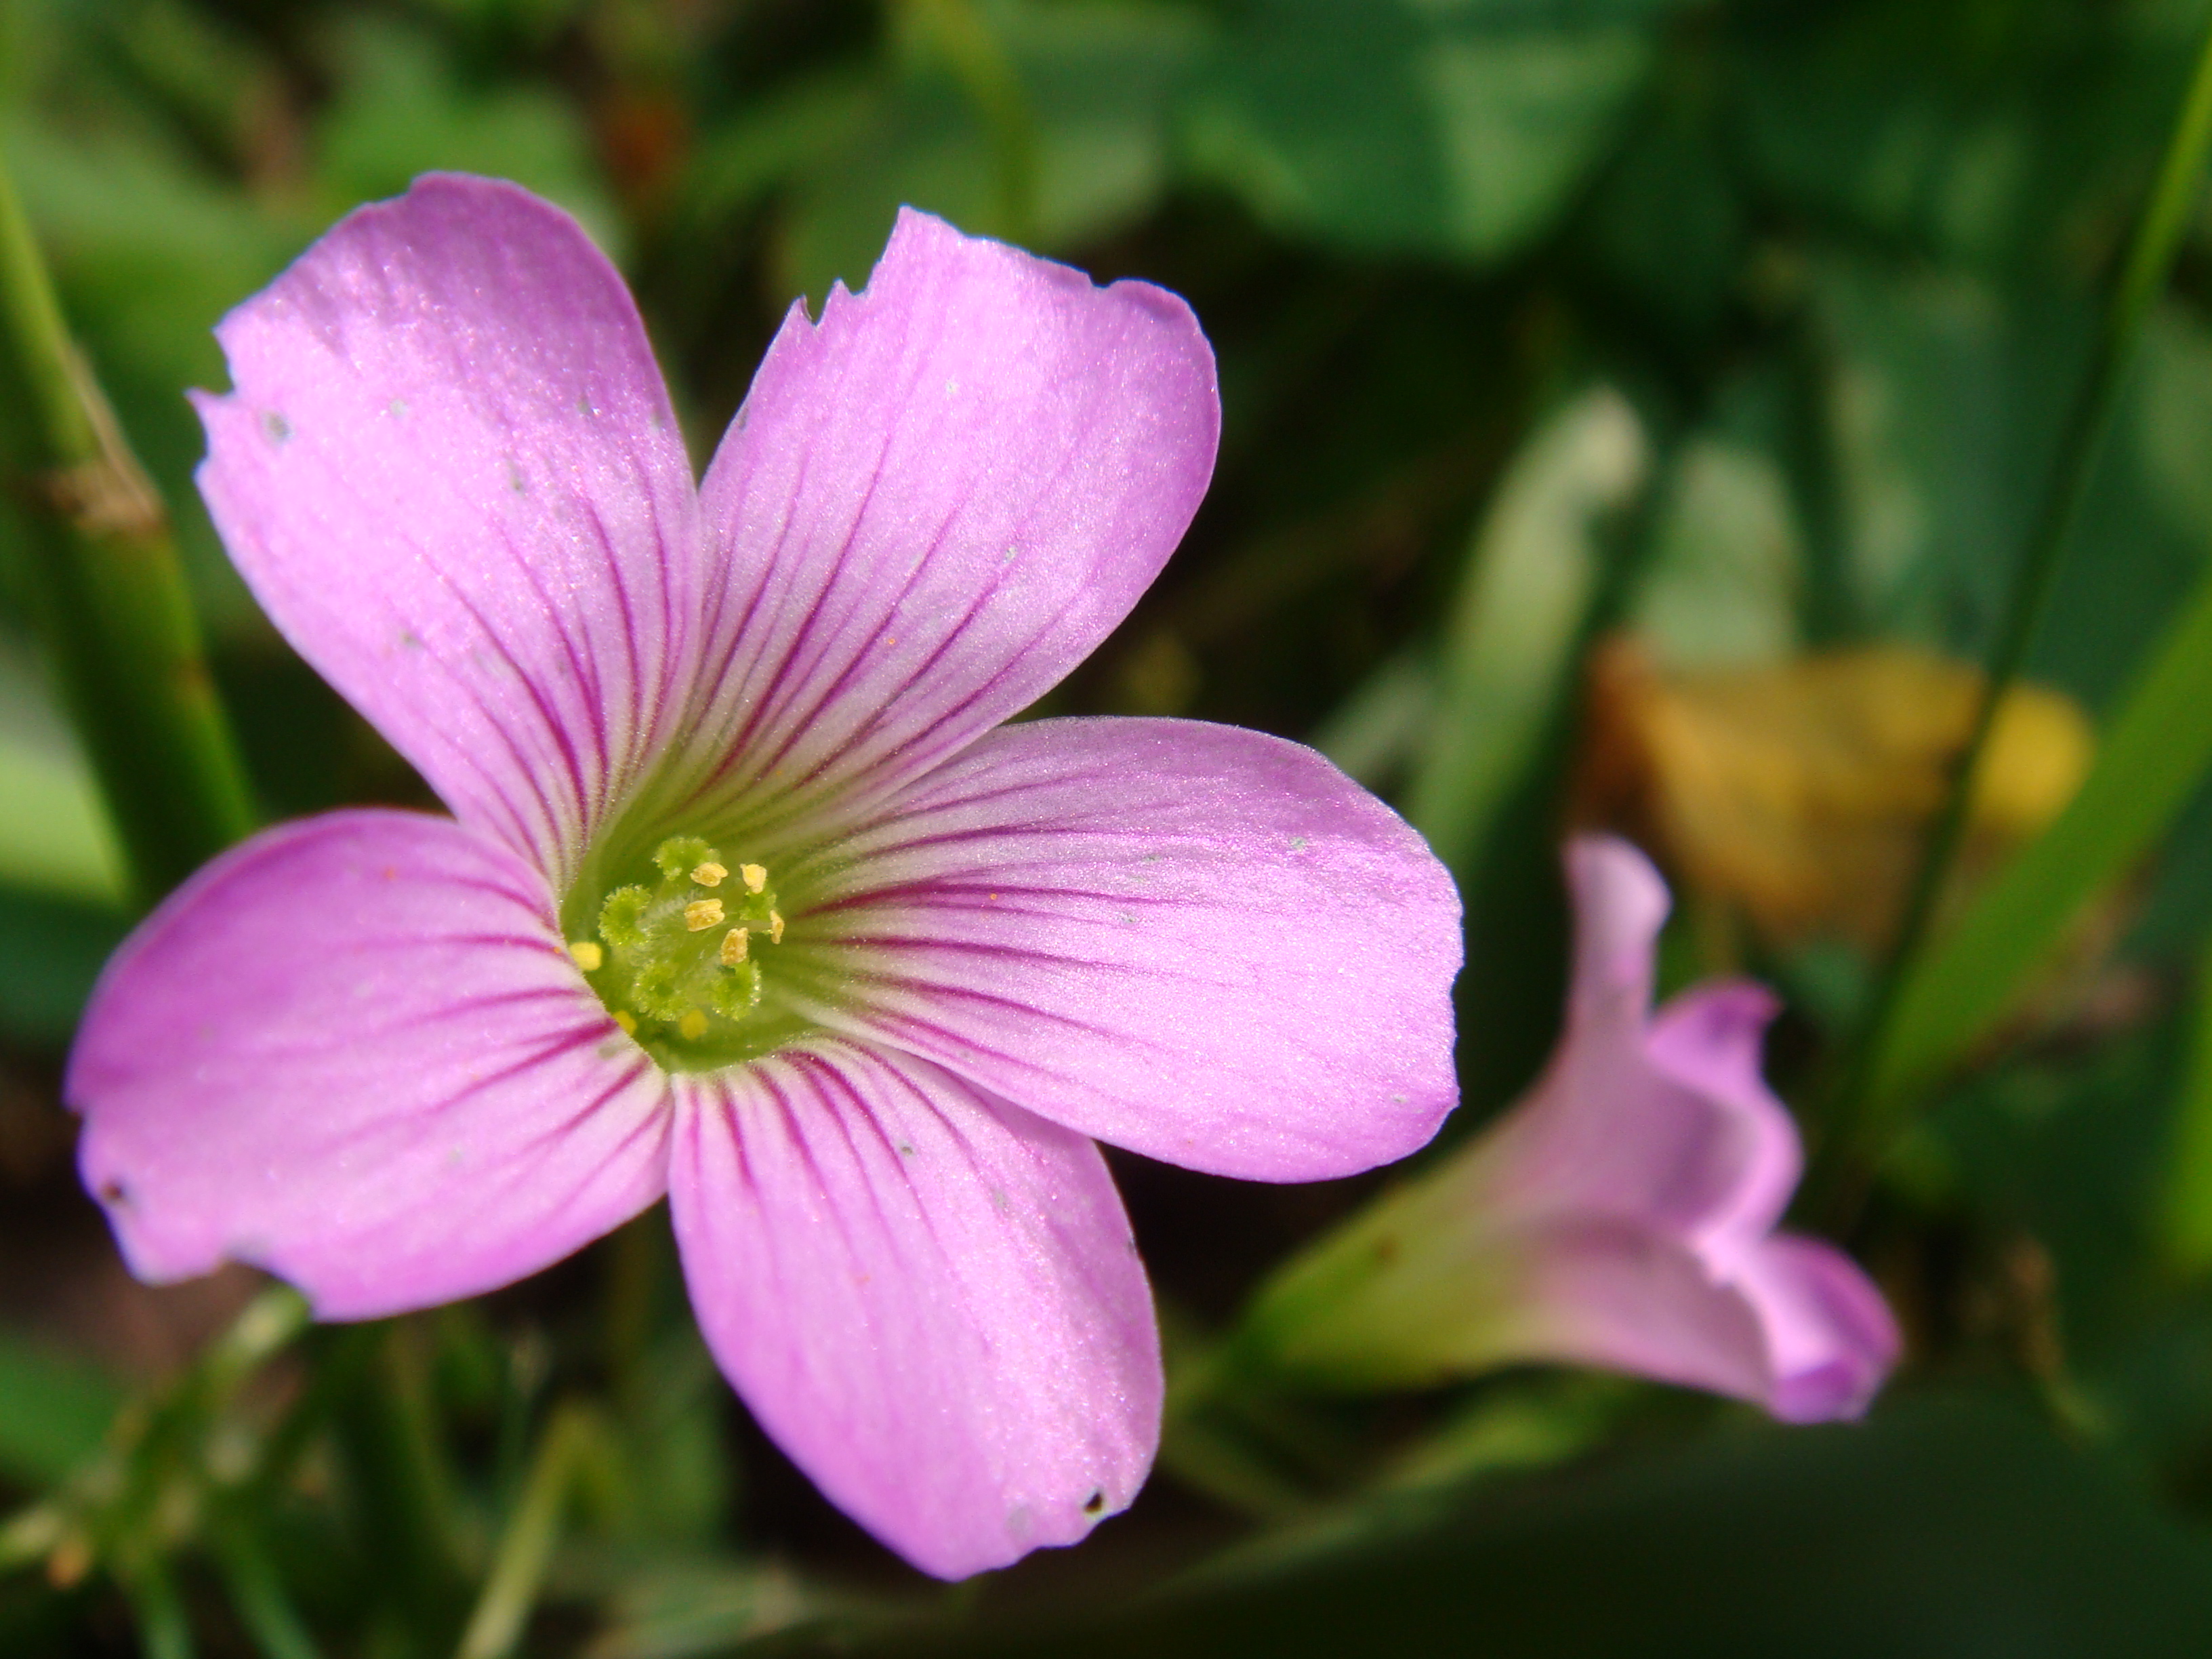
[567, 834, 799, 1070]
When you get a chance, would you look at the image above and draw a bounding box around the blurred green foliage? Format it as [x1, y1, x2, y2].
[7, 0, 2212, 1653]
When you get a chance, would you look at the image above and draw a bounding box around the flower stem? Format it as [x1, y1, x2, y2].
[0, 146, 255, 906]
[213, 1523, 325, 1659]
[453, 1404, 600, 1659]
[123, 1554, 199, 1659]
[1824, 13, 2212, 1172]
[199, 1286, 313, 1397]
[329, 1324, 466, 1638]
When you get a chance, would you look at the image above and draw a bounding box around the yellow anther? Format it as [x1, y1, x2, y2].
[741, 863, 768, 894]
[678, 1008, 709, 1041]
[684, 898, 725, 931]
[691, 861, 727, 887]
[567, 941, 604, 972]
[719, 926, 750, 965]
[769, 909, 785, 945]
[613, 1010, 637, 1035]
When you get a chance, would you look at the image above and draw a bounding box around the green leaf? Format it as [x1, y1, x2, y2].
[0, 1330, 120, 1488]
[1307, 650, 1437, 792]
[1181, 0, 1665, 264]
[0, 732, 121, 905]
[765, 0, 1208, 306]
[0, 638, 124, 903]
[1809, 255, 2049, 651]
[1405, 386, 1646, 876]
[1629, 432, 1803, 668]
[1867, 549, 2212, 1107]
[678, 70, 882, 238]
[2158, 940, 2212, 1268]
[856, 1395, 2212, 1658]
[0, 889, 129, 1045]
[1807, 265, 2212, 712]
[585, 1561, 827, 1659]
[1735, 2, 2194, 279]
[312, 16, 621, 260]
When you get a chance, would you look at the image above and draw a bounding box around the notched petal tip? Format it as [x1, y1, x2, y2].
[857, 205, 1217, 429]
[684, 205, 1221, 840]
[880, 203, 1157, 303]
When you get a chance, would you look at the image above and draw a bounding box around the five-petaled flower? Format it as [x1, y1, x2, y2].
[65, 176, 1462, 1578]
[1244, 836, 1898, 1422]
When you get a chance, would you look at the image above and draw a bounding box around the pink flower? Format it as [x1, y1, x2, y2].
[1246, 836, 1896, 1422]
[63, 177, 1462, 1578]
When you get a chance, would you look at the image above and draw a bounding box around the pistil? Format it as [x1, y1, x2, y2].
[568, 835, 787, 1060]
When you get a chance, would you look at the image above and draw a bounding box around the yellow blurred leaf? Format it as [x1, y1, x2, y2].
[1574, 637, 2091, 949]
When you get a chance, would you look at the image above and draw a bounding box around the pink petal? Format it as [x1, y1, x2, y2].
[67, 811, 670, 1319]
[1500, 1217, 1773, 1406]
[667, 1039, 1158, 1580]
[1646, 979, 1801, 1259]
[676, 209, 1218, 831]
[192, 176, 699, 888]
[1475, 838, 1797, 1243]
[780, 717, 1460, 1181]
[1563, 834, 1671, 1014]
[1479, 1216, 1900, 1421]
[1731, 1233, 1904, 1422]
